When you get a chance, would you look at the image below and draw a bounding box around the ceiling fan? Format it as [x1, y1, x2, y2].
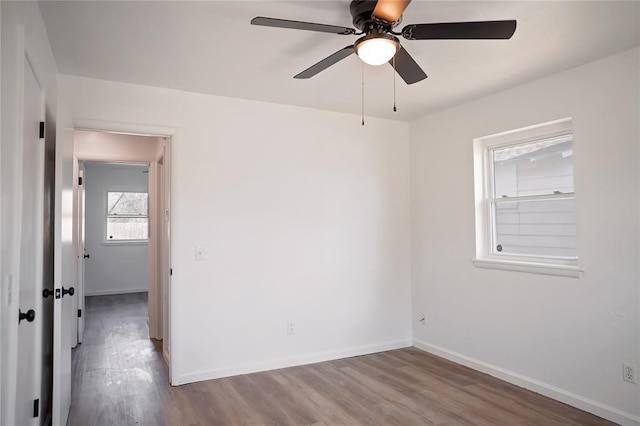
[251, 0, 517, 84]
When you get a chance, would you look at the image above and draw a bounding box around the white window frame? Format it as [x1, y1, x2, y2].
[472, 118, 582, 278]
[104, 190, 149, 245]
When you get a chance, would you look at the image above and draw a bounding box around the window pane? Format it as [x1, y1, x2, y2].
[107, 217, 148, 240]
[492, 135, 573, 198]
[108, 192, 148, 216]
[493, 198, 576, 258]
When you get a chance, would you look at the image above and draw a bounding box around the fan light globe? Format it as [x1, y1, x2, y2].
[355, 35, 399, 66]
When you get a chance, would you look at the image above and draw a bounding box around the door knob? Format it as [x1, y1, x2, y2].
[43, 289, 54, 298]
[62, 287, 75, 297]
[19, 309, 35, 323]
[83, 254, 90, 259]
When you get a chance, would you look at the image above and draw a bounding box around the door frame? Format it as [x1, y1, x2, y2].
[70, 120, 175, 383]
[75, 164, 85, 344]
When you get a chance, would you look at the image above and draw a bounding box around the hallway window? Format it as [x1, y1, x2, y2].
[106, 191, 149, 241]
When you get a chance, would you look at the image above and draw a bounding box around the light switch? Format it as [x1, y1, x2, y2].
[3, 275, 12, 307]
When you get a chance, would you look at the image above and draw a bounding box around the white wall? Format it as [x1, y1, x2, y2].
[410, 48, 639, 424]
[57, 75, 413, 384]
[83, 163, 149, 296]
[1, 2, 58, 425]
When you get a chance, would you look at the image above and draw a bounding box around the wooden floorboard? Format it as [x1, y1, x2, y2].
[69, 293, 615, 426]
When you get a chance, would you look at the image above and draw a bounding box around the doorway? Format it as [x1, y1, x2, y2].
[71, 130, 172, 387]
[82, 162, 150, 297]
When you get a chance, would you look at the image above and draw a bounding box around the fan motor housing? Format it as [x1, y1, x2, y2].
[350, 0, 400, 32]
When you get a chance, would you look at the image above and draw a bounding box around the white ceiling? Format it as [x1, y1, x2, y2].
[39, 1, 639, 121]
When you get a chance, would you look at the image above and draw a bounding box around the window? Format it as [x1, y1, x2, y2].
[106, 191, 148, 241]
[473, 118, 581, 277]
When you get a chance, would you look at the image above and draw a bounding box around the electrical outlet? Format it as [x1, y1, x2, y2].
[419, 313, 426, 325]
[623, 362, 637, 384]
[195, 246, 205, 261]
[287, 321, 295, 335]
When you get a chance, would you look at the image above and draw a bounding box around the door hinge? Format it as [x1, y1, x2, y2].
[39, 122, 44, 139]
[78, 309, 82, 318]
[33, 399, 39, 417]
[78, 176, 83, 186]
[170, 268, 173, 276]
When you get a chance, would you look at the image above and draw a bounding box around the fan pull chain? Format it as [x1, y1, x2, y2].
[393, 55, 397, 112]
[361, 61, 365, 126]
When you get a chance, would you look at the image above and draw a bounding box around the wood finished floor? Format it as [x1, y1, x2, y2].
[69, 293, 614, 426]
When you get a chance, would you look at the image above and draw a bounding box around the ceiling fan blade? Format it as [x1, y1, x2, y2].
[402, 20, 517, 40]
[373, 0, 412, 23]
[389, 45, 427, 85]
[294, 46, 355, 79]
[251, 17, 356, 35]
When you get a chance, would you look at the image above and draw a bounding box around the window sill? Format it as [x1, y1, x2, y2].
[472, 258, 583, 278]
[102, 240, 148, 247]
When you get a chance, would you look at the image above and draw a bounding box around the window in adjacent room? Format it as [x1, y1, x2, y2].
[106, 191, 149, 241]
[473, 118, 581, 277]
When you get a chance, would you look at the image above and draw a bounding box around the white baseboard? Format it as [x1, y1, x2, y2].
[178, 339, 412, 385]
[85, 288, 147, 296]
[413, 339, 640, 426]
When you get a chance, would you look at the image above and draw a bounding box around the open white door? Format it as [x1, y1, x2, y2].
[148, 161, 160, 340]
[159, 148, 171, 364]
[52, 126, 75, 426]
[15, 54, 45, 426]
[150, 142, 171, 364]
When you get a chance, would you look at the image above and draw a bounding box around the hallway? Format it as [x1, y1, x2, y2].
[69, 293, 167, 425]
